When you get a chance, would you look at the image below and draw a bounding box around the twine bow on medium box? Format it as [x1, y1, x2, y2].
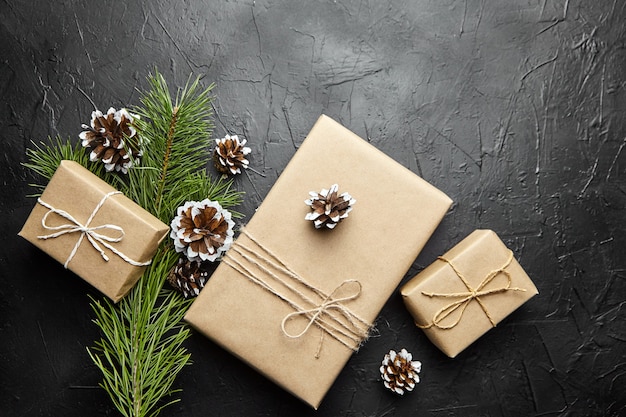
[36, 191, 151, 269]
[223, 229, 372, 359]
[417, 250, 527, 330]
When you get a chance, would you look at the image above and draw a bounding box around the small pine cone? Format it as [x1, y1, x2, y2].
[380, 349, 421, 395]
[305, 184, 355, 229]
[167, 257, 213, 298]
[213, 134, 251, 175]
[79, 107, 142, 174]
[170, 199, 235, 262]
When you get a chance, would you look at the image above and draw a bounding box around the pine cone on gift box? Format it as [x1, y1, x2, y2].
[305, 184, 355, 229]
[380, 348, 421, 395]
[213, 134, 251, 175]
[167, 257, 213, 298]
[170, 199, 235, 262]
[80, 107, 142, 174]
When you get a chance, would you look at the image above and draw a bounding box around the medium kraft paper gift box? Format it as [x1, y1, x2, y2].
[401, 229, 539, 358]
[19, 160, 169, 302]
[184, 115, 453, 409]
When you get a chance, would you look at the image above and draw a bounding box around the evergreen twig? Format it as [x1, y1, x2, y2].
[23, 136, 124, 194]
[24, 70, 244, 417]
[155, 105, 178, 215]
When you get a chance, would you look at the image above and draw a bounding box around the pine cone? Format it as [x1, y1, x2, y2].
[79, 107, 142, 174]
[170, 199, 235, 262]
[213, 134, 251, 175]
[167, 257, 213, 298]
[305, 184, 355, 229]
[380, 348, 421, 395]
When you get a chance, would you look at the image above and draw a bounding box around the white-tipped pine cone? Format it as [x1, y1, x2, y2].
[170, 199, 235, 262]
[380, 348, 421, 395]
[167, 257, 213, 298]
[213, 134, 251, 175]
[305, 184, 355, 229]
[79, 107, 142, 174]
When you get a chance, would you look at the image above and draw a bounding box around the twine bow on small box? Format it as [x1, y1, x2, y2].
[37, 191, 151, 268]
[417, 251, 527, 330]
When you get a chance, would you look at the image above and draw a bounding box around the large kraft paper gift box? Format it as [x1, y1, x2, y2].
[401, 229, 538, 358]
[185, 115, 453, 408]
[19, 160, 169, 302]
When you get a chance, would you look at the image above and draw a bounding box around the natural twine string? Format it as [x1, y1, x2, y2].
[417, 250, 526, 330]
[223, 229, 371, 358]
[37, 191, 151, 268]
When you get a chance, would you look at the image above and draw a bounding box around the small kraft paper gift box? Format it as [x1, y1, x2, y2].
[19, 160, 169, 302]
[185, 115, 453, 409]
[401, 229, 538, 358]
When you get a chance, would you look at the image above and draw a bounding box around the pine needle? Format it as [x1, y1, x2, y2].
[23, 136, 124, 195]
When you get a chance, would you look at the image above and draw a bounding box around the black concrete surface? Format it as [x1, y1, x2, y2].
[2, 0, 625, 416]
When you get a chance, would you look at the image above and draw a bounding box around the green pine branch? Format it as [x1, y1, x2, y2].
[130, 72, 218, 221]
[24, 70, 245, 417]
[87, 249, 190, 417]
[88, 71, 243, 417]
[23, 136, 125, 195]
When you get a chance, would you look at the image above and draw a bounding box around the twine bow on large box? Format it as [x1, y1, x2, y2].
[223, 229, 372, 359]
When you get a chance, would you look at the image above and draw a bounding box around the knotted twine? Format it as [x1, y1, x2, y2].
[37, 191, 151, 268]
[223, 229, 371, 359]
[417, 250, 526, 330]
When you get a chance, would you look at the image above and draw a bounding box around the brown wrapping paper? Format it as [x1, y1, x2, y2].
[19, 160, 169, 302]
[184, 115, 453, 409]
[401, 229, 538, 358]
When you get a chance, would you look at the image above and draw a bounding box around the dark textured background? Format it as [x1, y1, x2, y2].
[2, 0, 625, 416]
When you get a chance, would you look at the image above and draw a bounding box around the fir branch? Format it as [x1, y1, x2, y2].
[159, 171, 245, 222]
[132, 70, 217, 221]
[23, 70, 243, 417]
[155, 105, 179, 215]
[86, 71, 242, 417]
[88, 248, 191, 417]
[22, 136, 124, 195]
